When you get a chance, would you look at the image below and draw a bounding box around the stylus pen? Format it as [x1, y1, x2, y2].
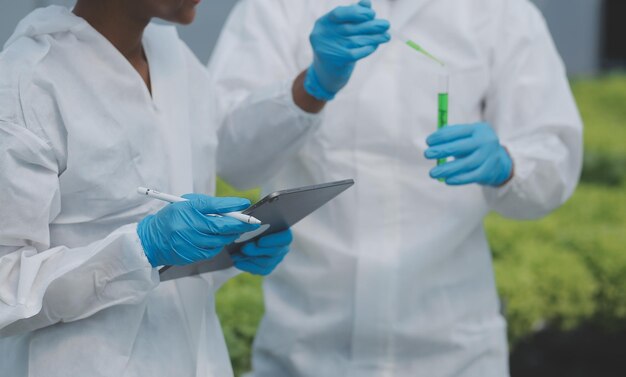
[137, 187, 262, 225]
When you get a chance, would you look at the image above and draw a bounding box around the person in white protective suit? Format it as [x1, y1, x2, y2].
[209, 0, 584, 375]
[0, 0, 332, 375]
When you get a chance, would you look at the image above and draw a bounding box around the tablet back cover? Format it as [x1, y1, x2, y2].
[159, 179, 354, 281]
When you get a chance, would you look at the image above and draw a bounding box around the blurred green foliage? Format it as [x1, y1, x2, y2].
[216, 179, 261, 204]
[488, 184, 626, 343]
[216, 75, 626, 375]
[216, 273, 264, 375]
[573, 75, 626, 156]
[575, 75, 626, 186]
[581, 150, 626, 186]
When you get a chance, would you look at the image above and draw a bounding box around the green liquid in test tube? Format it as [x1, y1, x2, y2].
[437, 74, 449, 181]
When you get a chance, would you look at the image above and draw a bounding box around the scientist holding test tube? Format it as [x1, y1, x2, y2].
[209, 0, 583, 376]
[0, 0, 363, 374]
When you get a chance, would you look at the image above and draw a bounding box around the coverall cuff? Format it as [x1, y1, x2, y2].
[284, 79, 326, 122]
[129, 223, 158, 271]
[482, 143, 532, 209]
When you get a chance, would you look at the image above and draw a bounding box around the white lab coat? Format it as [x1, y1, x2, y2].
[0, 6, 318, 377]
[210, 0, 583, 376]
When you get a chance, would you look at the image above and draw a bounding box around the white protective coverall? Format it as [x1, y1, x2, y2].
[0, 6, 318, 377]
[210, 0, 583, 376]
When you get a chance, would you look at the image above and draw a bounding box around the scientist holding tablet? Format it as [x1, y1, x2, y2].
[0, 0, 386, 375]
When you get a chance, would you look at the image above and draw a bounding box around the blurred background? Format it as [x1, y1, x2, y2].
[2, 1, 625, 376]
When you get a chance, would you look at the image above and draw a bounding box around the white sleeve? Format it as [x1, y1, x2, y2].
[208, 0, 322, 190]
[482, 0, 583, 220]
[0, 121, 158, 336]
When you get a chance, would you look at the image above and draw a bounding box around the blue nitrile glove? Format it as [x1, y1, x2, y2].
[137, 194, 259, 267]
[424, 123, 514, 187]
[305, 0, 390, 101]
[231, 229, 293, 276]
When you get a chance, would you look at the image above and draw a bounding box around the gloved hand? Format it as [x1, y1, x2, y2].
[231, 229, 293, 276]
[305, 0, 390, 101]
[424, 123, 514, 187]
[137, 194, 259, 267]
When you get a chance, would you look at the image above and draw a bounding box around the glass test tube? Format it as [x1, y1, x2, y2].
[437, 74, 449, 168]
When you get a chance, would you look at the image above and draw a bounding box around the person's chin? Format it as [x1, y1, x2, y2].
[170, 10, 196, 25]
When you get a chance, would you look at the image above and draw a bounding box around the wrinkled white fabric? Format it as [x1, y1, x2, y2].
[210, 0, 583, 376]
[0, 6, 320, 376]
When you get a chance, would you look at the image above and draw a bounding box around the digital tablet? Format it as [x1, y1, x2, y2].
[159, 179, 355, 281]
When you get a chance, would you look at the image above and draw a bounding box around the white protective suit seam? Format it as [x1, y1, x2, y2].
[489, 0, 542, 95]
[242, 80, 323, 131]
[17, 81, 56, 155]
[14, 19, 92, 162]
[0, 34, 51, 145]
[14, 36, 60, 157]
[0, 120, 55, 159]
[92, 225, 156, 305]
[262, 0, 322, 125]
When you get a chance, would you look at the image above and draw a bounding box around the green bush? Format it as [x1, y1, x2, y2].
[494, 240, 597, 343]
[571, 75, 626, 156]
[488, 181, 626, 344]
[216, 274, 264, 376]
[578, 235, 626, 329]
[581, 150, 626, 186]
[573, 75, 626, 186]
[557, 185, 626, 328]
[216, 178, 261, 203]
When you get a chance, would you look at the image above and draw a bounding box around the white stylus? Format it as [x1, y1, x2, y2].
[137, 187, 262, 225]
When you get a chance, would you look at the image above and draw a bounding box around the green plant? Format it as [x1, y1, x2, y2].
[216, 273, 264, 376]
[494, 239, 598, 343]
[216, 178, 261, 203]
[581, 151, 626, 186]
[571, 75, 626, 156]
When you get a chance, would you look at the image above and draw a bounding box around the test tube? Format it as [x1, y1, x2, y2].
[437, 74, 449, 180]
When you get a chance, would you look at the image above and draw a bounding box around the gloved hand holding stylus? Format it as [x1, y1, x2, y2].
[137, 194, 259, 267]
[304, 0, 390, 101]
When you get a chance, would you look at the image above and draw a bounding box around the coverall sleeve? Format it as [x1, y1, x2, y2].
[209, 0, 322, 190]
[482, 0, 583, 220]
[0, 121, 158, 336]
